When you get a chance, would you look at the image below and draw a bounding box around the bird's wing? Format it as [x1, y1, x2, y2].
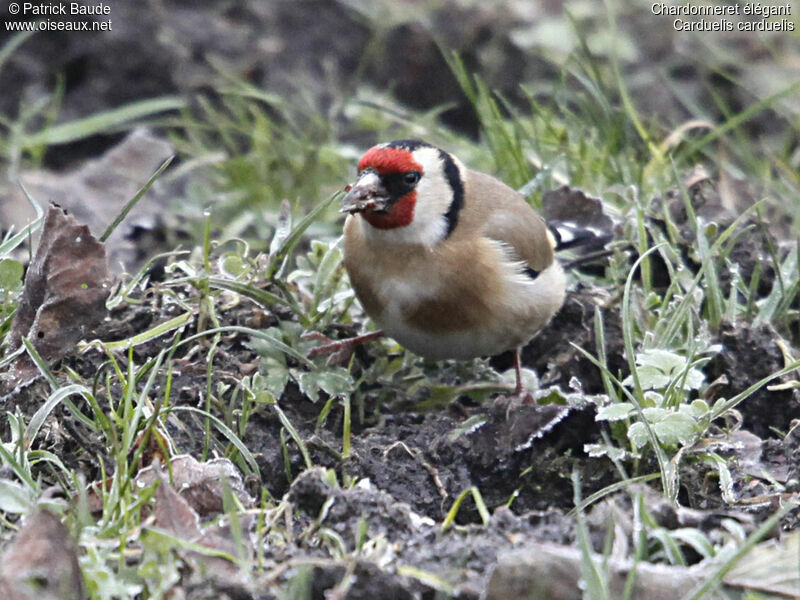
[461, 170, 555, 272]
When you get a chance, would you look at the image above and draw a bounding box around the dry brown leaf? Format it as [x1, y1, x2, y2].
[487, 542, 705, 600]
[150, 465, 253, 592]
[2, 204, 109, 392]
[724, 532, 800, 597]
[0, 510, 86, 600]
[1, 128, 177, 273]
[153, 469, 203, 542]
[136, 455, 255, 516]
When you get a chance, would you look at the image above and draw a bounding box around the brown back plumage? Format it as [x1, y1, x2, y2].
[450, 169, 554, 272]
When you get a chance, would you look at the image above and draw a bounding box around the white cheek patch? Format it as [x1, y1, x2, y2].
[413, 147, 459, 213]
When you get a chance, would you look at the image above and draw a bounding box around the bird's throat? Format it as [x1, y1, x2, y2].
[361, 192, 416, 229]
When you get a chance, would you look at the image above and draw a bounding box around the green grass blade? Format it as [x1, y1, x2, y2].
[100, 155, 174, 242]
[270, 400, 313, 471]
[25, 383, 93, 447]
[621, 244, 672, 496]
[0, 31, 35, 75]
[84, 311, 193, 351]
[207, 277, 290, 308]
[0, 182, 44, 256]
[680, 81, 800, 159]
[268, 191, 341, 279]
[21, 337, 58, 389]
[573, 469, 612, 600]
[169, 406, 259, 475]
[568, 473, 660, 516]
[19, 96, 186, 148]
[441, 486, 490, 532]
[711, 357, 800, 420]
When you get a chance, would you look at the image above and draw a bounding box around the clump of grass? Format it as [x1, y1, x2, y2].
[169, 79, 354, 245]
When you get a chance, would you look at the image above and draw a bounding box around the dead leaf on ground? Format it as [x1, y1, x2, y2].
[1, 204, 110, 394]
[725, 531, 800, 597]
[488, 532, 800, 600]
[0, 510, 86, 600]
[149, 463, 253, 594]
[487, 542, 704, 600]
[152, 467, 203, 541]
[136, 454, 255, 516]
[1, 128, 179, 273]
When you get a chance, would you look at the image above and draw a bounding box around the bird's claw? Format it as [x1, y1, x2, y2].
[493, 389, 536, 420]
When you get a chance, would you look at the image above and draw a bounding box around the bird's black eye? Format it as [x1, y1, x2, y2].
[403, 171, 421, 186]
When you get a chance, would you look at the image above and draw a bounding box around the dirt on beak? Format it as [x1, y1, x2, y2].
[340, 171, 391, 214]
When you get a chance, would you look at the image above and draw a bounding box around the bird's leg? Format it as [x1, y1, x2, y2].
[305, 330, 384, 365]
[513, 347, 525, 396]
[511, 348, 535, 403]
[496, 347, 535, 416]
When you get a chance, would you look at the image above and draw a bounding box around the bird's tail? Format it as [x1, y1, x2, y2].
[548, 220, 613, 253]
[539, 186, 617, 269]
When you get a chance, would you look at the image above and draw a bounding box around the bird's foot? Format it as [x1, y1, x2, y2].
[493, 388, 536, 419]
[304, 330, 384, 366]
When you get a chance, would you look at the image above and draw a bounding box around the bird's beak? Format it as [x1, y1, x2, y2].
[340, 171, 391, 214]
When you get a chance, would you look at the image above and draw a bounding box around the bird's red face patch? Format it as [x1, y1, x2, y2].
[357, 146, 423, 229]
[358, 145, 422, 176]
[360, 194, 416, 229]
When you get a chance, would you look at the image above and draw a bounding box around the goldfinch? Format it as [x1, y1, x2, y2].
[310, 139, 569, 396]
